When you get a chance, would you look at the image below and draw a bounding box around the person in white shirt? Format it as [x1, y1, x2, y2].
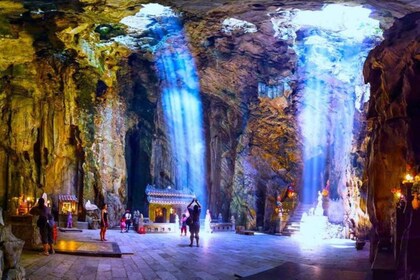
[124, 210, 132, 232]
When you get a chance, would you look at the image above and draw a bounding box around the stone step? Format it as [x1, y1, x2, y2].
[77, 221, 89, 229]
[371, 251, 396, 280]
[236, 230, 255, 235]
[280, 203, 314, 236]
[59, 227, 83, 232]
[288, 223, 300, 228]
[282, 226, 300, 232]
[286, 226, 300, 231]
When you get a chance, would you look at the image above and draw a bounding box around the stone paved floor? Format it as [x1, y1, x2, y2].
[21, 228, 371, 280]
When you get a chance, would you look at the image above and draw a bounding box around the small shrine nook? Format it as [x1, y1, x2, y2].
[144, 185, 195, 233]
[58, 194, 78, 228]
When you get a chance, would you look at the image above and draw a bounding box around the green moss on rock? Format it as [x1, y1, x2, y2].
[94, 23, 126, 40]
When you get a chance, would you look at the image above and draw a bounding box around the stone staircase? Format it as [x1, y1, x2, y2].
[281, 203, 313, 236]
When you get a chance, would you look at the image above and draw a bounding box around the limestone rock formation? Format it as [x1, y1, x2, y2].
[364, 11, 420, 275]
[0, 1, 134, 225]
[0, 0, 419, 234]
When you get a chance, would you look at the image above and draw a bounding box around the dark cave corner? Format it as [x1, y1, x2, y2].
[125, 128, 151, 214]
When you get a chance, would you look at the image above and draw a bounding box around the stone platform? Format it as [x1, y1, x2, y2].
[59, 227, 83, 232]
[21, 229, 372, 280]
[53, 240, 121, 258]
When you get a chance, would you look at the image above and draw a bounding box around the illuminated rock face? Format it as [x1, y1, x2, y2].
[364, 11, 420, 257]
[0, 0, 418, 234]
[0, 1, 133, 225]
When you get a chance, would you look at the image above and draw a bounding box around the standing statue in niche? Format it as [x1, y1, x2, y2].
[175, 213, 180, 231]
[230, 215, 236, 231]
[66, 211, 73, 228]
[205, 209, 212, 233]
[139, 213, 144, 228]
[133, 210, 140, 230]
[314, 191, 324, 216]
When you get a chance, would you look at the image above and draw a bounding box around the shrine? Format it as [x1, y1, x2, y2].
[144, 185, 195, 233]
[58, 194, 78, 228]
[146, 185, 195, 222]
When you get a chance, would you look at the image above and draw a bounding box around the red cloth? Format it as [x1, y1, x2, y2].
[53, 224, 58, 244]
[138, 227, 146, 234]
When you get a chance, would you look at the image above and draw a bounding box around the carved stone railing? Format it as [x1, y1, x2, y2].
[210, 222, 234, 232]
[143, 223, 178, 233]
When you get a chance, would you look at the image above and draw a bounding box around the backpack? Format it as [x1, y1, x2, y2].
[186, 216, 193, 226]
[37, 215, 47, 228]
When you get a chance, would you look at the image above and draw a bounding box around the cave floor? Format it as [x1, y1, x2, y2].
[21, 229, 371, 280]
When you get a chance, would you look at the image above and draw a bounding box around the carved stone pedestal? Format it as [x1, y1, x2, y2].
[7, 215, 39, 249]
[0, 225, 26, 280]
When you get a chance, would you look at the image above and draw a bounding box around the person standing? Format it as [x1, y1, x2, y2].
[30, 197, 54, 256]
[180, 214, 187, 236]
[100, 204, 108, 241]
[120, 215, 126, 233]
[187, 198, 201, 247]
[124, 210, 132, 232]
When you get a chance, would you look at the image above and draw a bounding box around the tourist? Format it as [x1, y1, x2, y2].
[187, 198, 201, 247]
[180, 214, 187, 236]
[100, 204, 108, 241]
[124, 209, 132, 232]
[120, 215, 126, 233]
[30, 197, 54, 256]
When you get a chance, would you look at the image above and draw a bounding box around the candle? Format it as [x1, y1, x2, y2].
[406, 174, 413, 181]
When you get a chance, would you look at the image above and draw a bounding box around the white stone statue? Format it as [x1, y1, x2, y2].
[205, 209, 212, 233]
[314, 191, 324, 216]
[175, 213, 180, 232]
[85, 200, 99, 211]
[139, 213, 144, 228]
[0, 206, 4, 226]
[230, 215, 235, 231]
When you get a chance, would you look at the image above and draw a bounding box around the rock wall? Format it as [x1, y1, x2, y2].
[184, 6, 301, 227]
[364, 11, 420, 264]
[0, 1, 134, 225]
[0, 0, 419, 232]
